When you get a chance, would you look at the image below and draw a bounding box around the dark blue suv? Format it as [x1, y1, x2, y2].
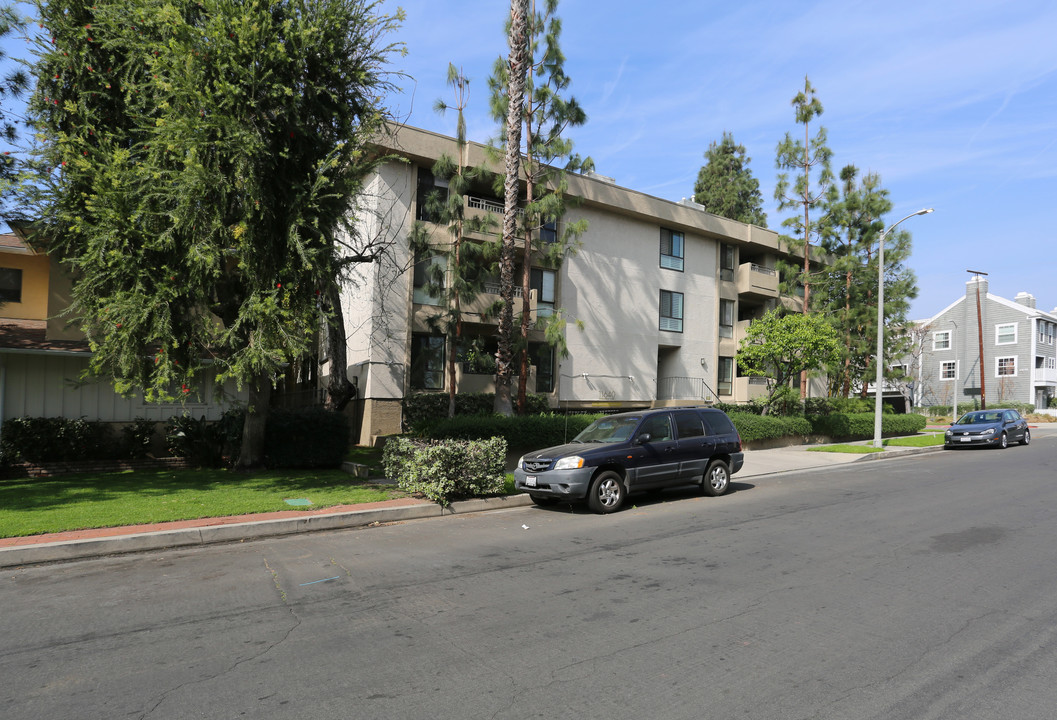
[514, 407, 744, 513]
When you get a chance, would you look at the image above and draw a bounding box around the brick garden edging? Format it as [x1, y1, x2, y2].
[11, 457, 191, 478]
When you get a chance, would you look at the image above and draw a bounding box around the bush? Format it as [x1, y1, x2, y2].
[382, 436, 507, 505]
[0, 417, 120, 462]
[121, 418, 158, 459]
[165, 414, 231, 467]
[729, 413, 812, 443]
[804, 397, 878, 415]
[415, 412, 602, 453]
[810, 412, 926, 439]
[264, 407, 349, 468]
[402, 392, 550, 431]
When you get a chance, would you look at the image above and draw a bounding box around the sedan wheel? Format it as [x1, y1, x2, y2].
[587, 471, 626, 514]
[998, 432, 1008, 449]
[1021, 429, 1031, 446]
[702, 459, 731, 497]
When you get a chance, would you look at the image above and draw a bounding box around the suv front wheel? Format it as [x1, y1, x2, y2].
[587, 471, 627, 514]
[702, 459, 730, 497]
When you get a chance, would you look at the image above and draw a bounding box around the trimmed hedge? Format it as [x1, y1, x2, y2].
[728, 413, 812, 443]
[2, 417, 123, 462]
[416, 413, 602, 453]
[402, 392, 551, 431]
[810, 412, 926, 439]
[382, 436, 507, 505]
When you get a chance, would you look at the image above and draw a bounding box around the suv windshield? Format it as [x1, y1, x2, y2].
[573, 416, 641, 443]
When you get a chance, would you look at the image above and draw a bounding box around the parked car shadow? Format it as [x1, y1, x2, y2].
[525, 480, 756, 514]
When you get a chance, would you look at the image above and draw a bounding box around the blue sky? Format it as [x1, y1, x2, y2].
[380, 0, 1057, 320]
[4, 0, 1055, 320]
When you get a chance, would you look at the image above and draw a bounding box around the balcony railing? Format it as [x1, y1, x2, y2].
[1034, 366, 1057, 385]
[657, 376, 717, 403]
[736, 261, 779, 299]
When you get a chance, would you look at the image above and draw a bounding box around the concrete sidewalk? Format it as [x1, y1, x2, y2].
[0, 435, 979, 569]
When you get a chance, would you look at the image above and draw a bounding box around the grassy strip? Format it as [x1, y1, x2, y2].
[883, 434, 945, 447]
[0, 468, 406, 538]
[806, 444, 884, 454]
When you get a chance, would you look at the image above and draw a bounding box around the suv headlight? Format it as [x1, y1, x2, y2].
[554, 456, 584, 470]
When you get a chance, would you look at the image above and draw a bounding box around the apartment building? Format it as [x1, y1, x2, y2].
[341, 125, 813, 444]
[908, 276, 1057, 412]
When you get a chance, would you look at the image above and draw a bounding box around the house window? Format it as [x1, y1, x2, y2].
[412, 250, 445, 306]
[0, 267, 22, 303]
[933, 330, 951, 351]
[996, 356, 1017, 377]
[941, 361, 957, 380]
[410, 334, 445, 390]
[415, 168, 448, 222]
[995, 322, 1017, 345]
[660, 228, 684, 271]
[530, 268, 556, 318]
[719, 299, 734, 338]
[718, 356, 734, 396]
[719, 243, 736, 282]
[659, 290, 683, 332]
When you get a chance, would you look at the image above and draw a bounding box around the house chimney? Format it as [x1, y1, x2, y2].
[966, 275, 988, 298]
[1014, 292, 1036, 309]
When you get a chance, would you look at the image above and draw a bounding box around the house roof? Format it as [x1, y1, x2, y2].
[0, 319, 91, 354]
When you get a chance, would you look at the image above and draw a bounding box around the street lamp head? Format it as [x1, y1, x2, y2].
[917, 208, 934, 216]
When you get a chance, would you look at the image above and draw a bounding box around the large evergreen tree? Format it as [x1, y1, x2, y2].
[692, 132, 766, 227]
[23, 0, 402, 466]
[0, 3, 28, 206]
[489, 0, 589, 414]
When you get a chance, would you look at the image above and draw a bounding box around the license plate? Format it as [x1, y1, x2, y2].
[960, 437, 971, 442]
[525, 475, 537, 487]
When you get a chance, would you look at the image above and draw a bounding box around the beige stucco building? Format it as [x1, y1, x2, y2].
[340, 125, 814, 444]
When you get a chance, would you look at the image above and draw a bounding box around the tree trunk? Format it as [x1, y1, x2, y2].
[516, 152, 535, 415]
[239, 371, 272, 469]
[494, 0, 529, 417]
[323, 283, 355, 412]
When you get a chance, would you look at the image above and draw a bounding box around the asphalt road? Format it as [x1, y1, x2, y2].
[3, 434, 1057, 720]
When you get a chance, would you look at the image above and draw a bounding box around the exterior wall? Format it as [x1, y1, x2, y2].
[0, 251, 50, 321]
[0, 351, 241, 423]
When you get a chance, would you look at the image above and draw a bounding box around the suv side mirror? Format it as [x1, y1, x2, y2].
[636, 432, 652, 445]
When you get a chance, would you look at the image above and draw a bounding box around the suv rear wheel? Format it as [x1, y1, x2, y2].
[587, 471, 626, 514]
[702, 459, 730, 497]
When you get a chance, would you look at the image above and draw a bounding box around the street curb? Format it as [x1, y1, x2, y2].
[0, 494, 535, 569]
[852, 445, 948, 462]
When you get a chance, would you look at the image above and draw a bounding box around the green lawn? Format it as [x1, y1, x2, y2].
[0, 468, 406, 538]
[883, 433, 944, 447]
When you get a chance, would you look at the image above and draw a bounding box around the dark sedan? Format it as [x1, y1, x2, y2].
[944, 408, 1030, 449]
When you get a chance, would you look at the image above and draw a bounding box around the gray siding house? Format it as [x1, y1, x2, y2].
[910, 276, 1057, 411]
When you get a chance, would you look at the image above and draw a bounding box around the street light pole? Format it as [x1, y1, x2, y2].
[874, 208, 934, 448]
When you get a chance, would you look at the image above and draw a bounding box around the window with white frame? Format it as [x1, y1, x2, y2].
[933, 330, 951, 350]
[659, 290, 683, 332]
[941, 361, 957, 380]
[660, 228, 684, 271]
[996, 356, 1017, 377]
[995, 322, 1017, 345]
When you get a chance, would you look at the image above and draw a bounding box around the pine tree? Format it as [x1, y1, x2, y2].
[23, 0, 402, 466]
[0, 2, 28, 198]
[489, 0, 590, 414]
[692, 132, 766, 227]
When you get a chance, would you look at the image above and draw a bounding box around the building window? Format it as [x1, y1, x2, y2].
[941, 361, 957, 380]
[718, 356, 734, 396]
[540, 218, 558, 244]
[412, 251, 446, 306]
[660, 228, 684, 271]
[995, 322, 1017, 345]
[410, 334, 445, 390]
[719, 243, 735, 282]
[996, 356, 1017, 377]
[0, 267, 22, 303]
[659, 290, 683, 333]
[719, 299, 734, 338]
[415, 168, 448, 222]
[530, 342, 555, 393]
[933, 330, 951, 351]
[530, 268, 556, 318]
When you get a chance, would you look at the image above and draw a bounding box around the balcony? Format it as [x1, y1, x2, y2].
[1034, 367, 1057, 386]
[736, 262, 779, 301]
[460, 283, 537, 321]
[733, 376, 770, 402]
